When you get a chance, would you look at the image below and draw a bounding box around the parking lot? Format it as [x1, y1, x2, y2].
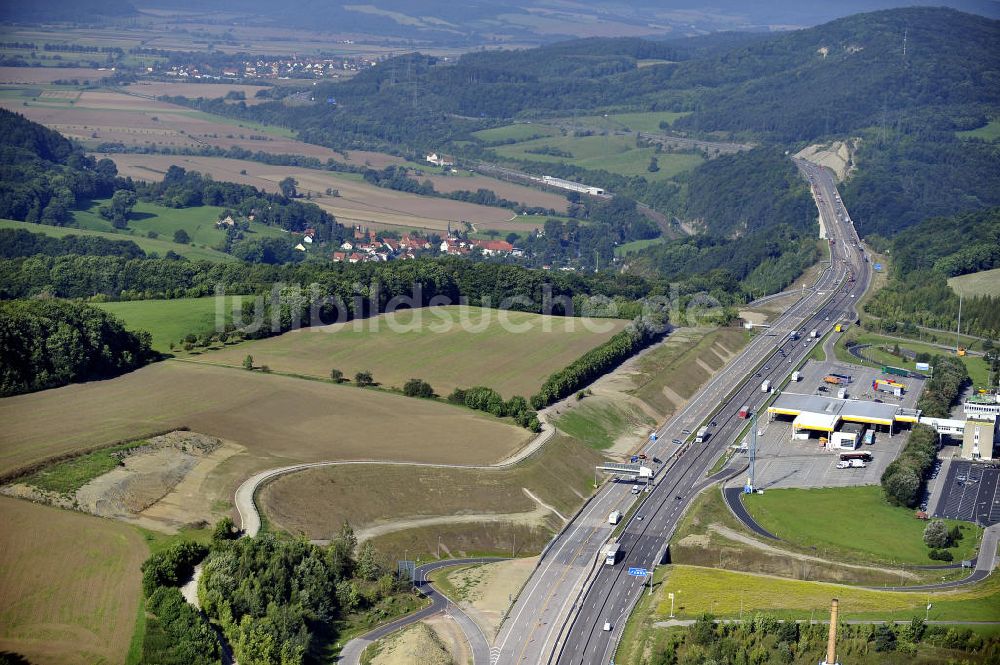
[736, 359, 922, 490]
[792, 358, 926, 412]
[933, 460, 1000, 526]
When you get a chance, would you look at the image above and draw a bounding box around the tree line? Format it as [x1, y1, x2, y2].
[0, 228, 146, 259]
[648, 611, 998, 665]
[531, 317, 665, 408]
[881, 424, 938, 509]
[0, 299, 153, 397]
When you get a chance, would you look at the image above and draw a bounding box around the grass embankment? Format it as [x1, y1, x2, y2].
[632, 327, 748, 417]
[618, 567, 1000, 665]
[743, 486, 981, 565]
[186, 305, 629, 398]
[95, 296, 245, 353]
[0, 217, 232, 262]
[835, 330, 991, 387]
[21, 440, 147, 494]
[555, 400, 653, 450]
[669, 489, 969, 587]
[654, 565, 1000, 622]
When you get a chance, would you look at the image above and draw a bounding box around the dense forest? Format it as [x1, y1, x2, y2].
[0, 228, 146, 259]
[0, 299, 153, 396]
[0, 109, 120, 225]
[864, 208, 1000, 339]
[137, 520, 419, 665]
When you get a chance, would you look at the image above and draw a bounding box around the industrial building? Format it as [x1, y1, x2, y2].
[964, 393, 1000, 421]
[767, 392, 920, 438]
[536, 175, 606, 196]
[962, 418, 997, 461]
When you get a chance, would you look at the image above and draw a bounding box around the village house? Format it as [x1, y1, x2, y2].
[425, 153, 455, 167]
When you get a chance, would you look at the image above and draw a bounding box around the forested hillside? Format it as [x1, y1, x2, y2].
[864, 208, 1000, 339]
[0, 109, 120, 225]
[0, 299, 153, 396]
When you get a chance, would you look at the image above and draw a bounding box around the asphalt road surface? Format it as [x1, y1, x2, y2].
[338, 557, 503, 665]
[492, 158, 871, 665]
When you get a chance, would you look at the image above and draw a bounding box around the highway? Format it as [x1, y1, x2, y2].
[494, 157, 871, 665]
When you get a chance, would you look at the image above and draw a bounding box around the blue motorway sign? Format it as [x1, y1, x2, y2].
[627, 567, 649, 577]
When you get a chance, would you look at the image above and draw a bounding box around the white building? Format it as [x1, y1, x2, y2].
[962, 418, 996, 461]
[539, 175, 605, 196]
[425, 153, 455, 167]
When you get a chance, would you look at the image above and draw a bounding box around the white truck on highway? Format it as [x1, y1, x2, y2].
[791, 371, 800, 382]
[761, 379, 771, 393]
[608, 510, 622, 525]
[695, 426, 709, 443]
[604, 542, 620, 566]
[810, 329, 819, 339]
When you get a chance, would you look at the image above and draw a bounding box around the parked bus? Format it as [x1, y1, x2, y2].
[839, 451, 873, 462]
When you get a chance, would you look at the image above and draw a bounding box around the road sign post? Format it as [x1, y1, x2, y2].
[668, 592, 675, 618]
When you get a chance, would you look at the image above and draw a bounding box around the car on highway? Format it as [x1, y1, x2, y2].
[672, 438, 682, 445]
[636, 515, 644, 521]
[682, 428, 691, 434]
[603, 621, 612, 631]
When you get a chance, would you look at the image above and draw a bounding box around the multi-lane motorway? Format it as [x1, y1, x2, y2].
[494, 158, 871, 665]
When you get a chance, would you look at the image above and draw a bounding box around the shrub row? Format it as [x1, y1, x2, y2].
[881, 425, 938, 508]
[449, 386, 540, 431]
[531, 318, 665, 408]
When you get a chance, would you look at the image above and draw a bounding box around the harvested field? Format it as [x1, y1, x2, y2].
[189, 306, 629, 397]
[101, 153, 532, 232]
[0, 66, 111, 84]
[124, 81, 272, 104]
[0, 88, 359, 161]
[0, 361, 531, 480]
[0, 496, 146, 665]
[259, 434, 601, 541]
[413, 173, 570, 212]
